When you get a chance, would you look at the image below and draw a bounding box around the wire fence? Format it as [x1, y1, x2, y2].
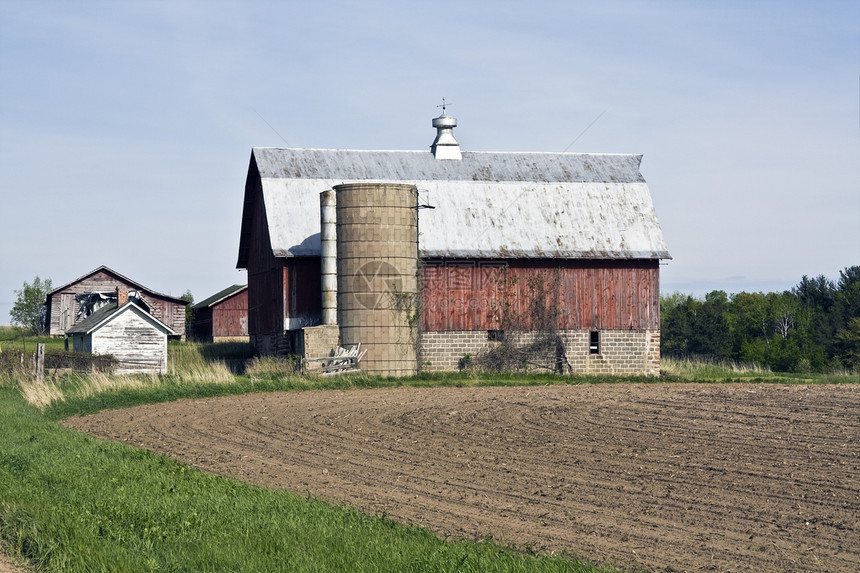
[0, 349, 117, 375]
[3, 353, 257, 381]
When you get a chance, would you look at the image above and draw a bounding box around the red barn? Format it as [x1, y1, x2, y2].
[236, 111, 670, 375]
[190, 285, 248, 342]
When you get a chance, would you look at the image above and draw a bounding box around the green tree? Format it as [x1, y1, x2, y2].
[794, 274, 836, 310]
[660, 291, 731, 358]
[660, 293, 697, 356]
[660, 291, 689, 318]
[695, 290, 731, 358]
[728, 292, 770, 357]
[180, 290, 194, 337]
[834, 317, 860, 370]
[10, 276, 53, 334]
[834, 266, 860, 331]
[793, 274, 838, 350]
[837, 266, 860, 293]
[768, 292, 797, 339]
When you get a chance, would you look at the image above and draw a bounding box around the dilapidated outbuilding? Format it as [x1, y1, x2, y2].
[45, 266, 188, 339]
[237, 110, 670, 375]
[190, 285, 248, 342]
[66, 289, 174, 374]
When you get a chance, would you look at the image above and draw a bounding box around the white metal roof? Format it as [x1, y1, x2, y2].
[253, 148, 646, 184]
[240, 148, 670, 263]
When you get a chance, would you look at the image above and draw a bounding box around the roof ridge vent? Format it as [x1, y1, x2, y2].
[430, 99, 462, 160]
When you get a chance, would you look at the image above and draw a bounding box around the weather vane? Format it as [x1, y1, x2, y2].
[437, 98, 451, 112]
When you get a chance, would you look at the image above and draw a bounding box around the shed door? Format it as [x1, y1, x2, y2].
[60, 294, 75, 331]
[163, 304, 174, 330]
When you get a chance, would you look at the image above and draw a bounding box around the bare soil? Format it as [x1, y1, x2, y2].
[0, 556, 21, 573]
[63, 383, 859, 572]
[0, 556, 22, 573]
[0, 546, 30, 573]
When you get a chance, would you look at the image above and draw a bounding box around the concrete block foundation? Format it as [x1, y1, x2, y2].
[420, 329, 661, 376]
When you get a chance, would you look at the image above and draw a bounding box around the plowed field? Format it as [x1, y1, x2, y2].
[64, 383, 860, 572]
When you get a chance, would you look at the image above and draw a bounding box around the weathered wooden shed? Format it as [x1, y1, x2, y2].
[45, 266, 188, 339]
[190, 285, 249, 342]
[237, 110, 671, 375]
[66, 292, 174, 374]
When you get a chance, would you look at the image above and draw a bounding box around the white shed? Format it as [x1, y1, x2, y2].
[66, 299, 175, 374]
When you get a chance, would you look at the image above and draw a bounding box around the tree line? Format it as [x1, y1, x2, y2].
[661, 266, 860, 372]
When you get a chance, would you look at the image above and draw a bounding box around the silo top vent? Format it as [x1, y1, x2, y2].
[430, 102, 462, 160]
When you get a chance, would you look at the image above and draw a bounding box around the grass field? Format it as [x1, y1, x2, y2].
[1, 333, 856, 572]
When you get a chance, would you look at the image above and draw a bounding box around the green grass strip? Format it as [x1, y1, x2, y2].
[0, 388, 615, 572]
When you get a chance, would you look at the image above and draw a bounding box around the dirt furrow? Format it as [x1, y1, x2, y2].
[63, 383, 860, 572]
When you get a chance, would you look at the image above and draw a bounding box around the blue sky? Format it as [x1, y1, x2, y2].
[1, 0, 858, 324]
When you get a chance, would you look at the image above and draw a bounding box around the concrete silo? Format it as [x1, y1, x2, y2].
[334, 183, 418, 376]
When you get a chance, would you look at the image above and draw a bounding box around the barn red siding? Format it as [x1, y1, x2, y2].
[246, 173, 285, 339]
[284, 258, 322, 323]
[212, 289, 249, 339]
[420, 259, 659, 332]
[249, 256, 659, 337]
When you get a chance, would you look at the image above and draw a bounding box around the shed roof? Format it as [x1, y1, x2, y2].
[66, 301, 175, 336]
[238, 148, 670, 266]
[191, 284, 247, 310]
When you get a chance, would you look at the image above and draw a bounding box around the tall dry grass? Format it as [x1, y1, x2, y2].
[12, 343, 238, 410]
[661, 355, 774, 379]
[246, 355, 301, 381]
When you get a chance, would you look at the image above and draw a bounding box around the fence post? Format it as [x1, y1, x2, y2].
[36, 343, 45, 383]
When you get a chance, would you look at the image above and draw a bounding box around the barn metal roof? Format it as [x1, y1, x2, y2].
[191, 284, 247, 310]
[252, 148, 646, 184]
[238, 148, 670, 265]
[46, 265, 189, 305]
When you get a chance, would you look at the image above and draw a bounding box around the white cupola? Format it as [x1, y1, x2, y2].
[430, 103, 461, 160]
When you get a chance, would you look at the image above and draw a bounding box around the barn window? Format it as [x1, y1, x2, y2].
[589, 331, 600, 355]
[487, 329, 505, 341]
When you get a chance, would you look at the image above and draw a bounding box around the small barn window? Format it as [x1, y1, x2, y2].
[487, 329, 505, 341]
[589, 331, 600, 355]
